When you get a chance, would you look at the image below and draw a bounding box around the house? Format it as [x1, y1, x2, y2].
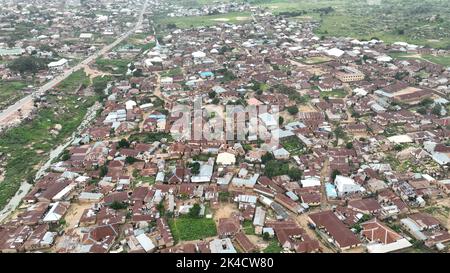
[347, 198, 382, 215]
[273, 148, 290, 160]
[335, 175, 363, 197]
[308, 210, 361, 251]
[48, 58, 68, 71]
[216, 152, 236, 165]
[234, 231, 257, 253]
[42, 202, 70, 223]
[218, 217, 240, 238]
[252, 206, 266, 234]
[361, 218, 412, 253]
[209, 238, 237, 253]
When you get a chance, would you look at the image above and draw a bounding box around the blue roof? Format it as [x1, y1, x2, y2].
[325, 183, 337, 198]
[200, 71, 214, 77]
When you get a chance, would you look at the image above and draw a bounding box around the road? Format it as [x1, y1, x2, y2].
[0, 0, 148, 128]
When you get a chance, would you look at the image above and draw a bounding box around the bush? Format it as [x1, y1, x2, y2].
[287, 105, 299, 115]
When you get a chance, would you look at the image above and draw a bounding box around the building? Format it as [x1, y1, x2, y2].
[335, 175, 362, 197]
[308, 210, 360, 251]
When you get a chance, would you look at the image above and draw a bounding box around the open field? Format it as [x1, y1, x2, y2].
[95, 58, 131, 75]
[0, 81, 28, 110]
[0, 70, 97, 210]
[168, 217, 217, 243]
[255, 0, 450, 49]
[389, 52, 450, 67]
[156, 11, 252, 29]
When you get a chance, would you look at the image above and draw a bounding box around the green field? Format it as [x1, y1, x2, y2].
[95, 58, 131, 74]
[255, 0, 450, 49]
[168, 217, 217, 242]
[320, 89, 347, 99]
[0, 81, 28, 110]
[281, 136, 305, 155]
[263, 239, 283, 253]
[389, 52, 450, 67]
[0, 70, 97, 210]
[156, 11, 252, 29]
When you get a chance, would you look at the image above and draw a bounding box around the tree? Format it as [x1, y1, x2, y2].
[431, 104, 442, 116]
[261, 152, 274, 164]
[188, 203, 202, 218]
[99, 165, 108, 177]
[110, 201, 127, 210]
[125, 156, 137, 164]
[279, 116, 284, 126]
[189, 162, 201, 175]
[287, 105, 299, 115]
[117, 138, 130, 149]
[417, 107, 427, 115]
[208, 91, 217, 99]
[263, 232, 271, 241]
[288, 168, 302, 180]
[334, 125, 346, 140]
[345, 142, 353, 149]
[9, 56, 47, 74]
[331, 169, 341, 181]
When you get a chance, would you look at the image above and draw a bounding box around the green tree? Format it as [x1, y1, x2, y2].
[331, 169, 341, 181]
[117, 138, 130, 149]
[110, 201, 127, 210]
[188, 203, 202, 218]
[431, 104, 442, 116]
[287, 105, 299, 115]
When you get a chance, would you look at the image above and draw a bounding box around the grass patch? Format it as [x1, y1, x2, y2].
[281, 136, 305, 155]
[0, 81, 29, 110]
[242, 220, 255, 235]
[95, 58, 131, 74]
[168, 217, 217, 243]
[320, 89, 347, 98]
[422, 54, 450, 67]
[263, 239, 282, 253]
[156, 11, 252, 29]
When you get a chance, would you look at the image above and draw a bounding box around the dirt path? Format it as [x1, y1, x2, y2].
[320, 159, 330, 210]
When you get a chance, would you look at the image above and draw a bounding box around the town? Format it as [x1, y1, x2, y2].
[0, 0, 449, 254]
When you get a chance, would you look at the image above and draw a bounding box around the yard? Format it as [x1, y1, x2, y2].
[281, 136, 305, 156]
[168, 217, 217, 243]
[263, 239, 283, 253]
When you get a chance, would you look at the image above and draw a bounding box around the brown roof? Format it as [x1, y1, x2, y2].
[309, 210, 360, 249]
[234, 231, 257, 253]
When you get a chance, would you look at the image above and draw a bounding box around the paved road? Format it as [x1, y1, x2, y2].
[0, 0, 148, 127]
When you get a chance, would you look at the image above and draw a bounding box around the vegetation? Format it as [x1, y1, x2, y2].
[168, 217, 217, 243]
[8, 56, 48, 74]
[0, 81, 28, 110]
[281, 136, 305, 155]
[95, 58, 130, 74]
[263, 239, 283, 253]
[242, 220, 255, 235]
[0, 70, 96, 210]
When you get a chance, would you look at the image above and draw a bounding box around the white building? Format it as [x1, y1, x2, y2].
[335, 175, 362, 197]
